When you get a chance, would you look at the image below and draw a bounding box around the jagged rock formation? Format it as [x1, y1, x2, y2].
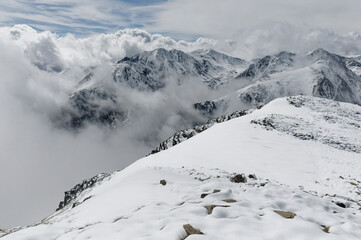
[63, 89, 123, 129]
[56, 173, 110, 211]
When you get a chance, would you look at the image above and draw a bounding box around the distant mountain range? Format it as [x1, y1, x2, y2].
[57, 48, 361, 130]
[204, 48, 361, 114]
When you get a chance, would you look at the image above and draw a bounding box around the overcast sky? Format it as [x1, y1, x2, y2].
[1, 0, 361, 231]
[1, 0, 361, 38]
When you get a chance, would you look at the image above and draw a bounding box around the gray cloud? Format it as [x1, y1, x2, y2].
[147, 0, 361, 38]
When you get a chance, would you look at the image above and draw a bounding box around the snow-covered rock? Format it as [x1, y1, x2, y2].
[3, 96, 361, 240]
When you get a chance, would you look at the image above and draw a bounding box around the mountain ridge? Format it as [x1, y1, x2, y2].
[3, 95, 361, 239]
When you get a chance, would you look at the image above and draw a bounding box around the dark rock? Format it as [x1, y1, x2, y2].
[335, 202, 346, 208]
[72, 202, 79, 208]
[223, 199, 237, 203]
[58, 88, 124, 129]
[230, 174, 247, 183]
[251, 118, 276, 129]
[201, 193, 209, 198]
[72, 196, 92, 208]
[160, 179, 167, 186]
[274, 210, 296, 219]
[248, 174, 257, 179]
[204, 205, 230, 214]
[193, 101, 217, 117]
[321, 225, 330, 233]
[213, 189, 221, 193]
[183, 224, 204, 236]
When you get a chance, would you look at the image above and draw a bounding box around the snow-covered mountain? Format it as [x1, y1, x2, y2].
[3, 96, 360, 239]
[59, 48, 361, 129]
[58, 48, 247, 129]
[113, 48, 247, 91]
[202, 48, 361, 114]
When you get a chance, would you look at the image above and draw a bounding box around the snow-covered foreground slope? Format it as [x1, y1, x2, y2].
[2, 96, 361, 239]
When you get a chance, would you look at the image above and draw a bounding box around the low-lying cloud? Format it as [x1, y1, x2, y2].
[0, 25, 218, 228]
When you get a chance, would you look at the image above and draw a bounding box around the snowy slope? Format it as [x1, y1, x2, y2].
[3, 96, 361, 240]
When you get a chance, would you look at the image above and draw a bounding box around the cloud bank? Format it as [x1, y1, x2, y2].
[0, 25, 218, 229]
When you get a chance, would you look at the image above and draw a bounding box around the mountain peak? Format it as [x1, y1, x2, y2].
[307, 48, 342, 62]
[309, 48, 330, 55]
